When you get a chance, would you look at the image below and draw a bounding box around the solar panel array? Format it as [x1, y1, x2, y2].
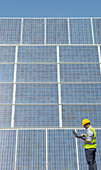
[0, 18, 101, 169]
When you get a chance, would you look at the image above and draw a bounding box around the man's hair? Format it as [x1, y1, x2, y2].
[85, 123, 90, 125]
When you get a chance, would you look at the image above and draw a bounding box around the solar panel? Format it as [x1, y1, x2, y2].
[0, 84, 13, 103]
[0, 130, 16, 170]
[0, 64, 14, 82]
[0, 19, 21, 44]
[93, 19, 101, 44]
[60, 64, 101, 82]
[59, 46, 99, 63]
[62, 105, 101, 127]
[14, 105, 59, 127]
[69, 19, 93, 44]
[22, 19, 44, 44]
[0, 46, 15, 62]
[17, 64, 57, 82]
[46, 19, 68, 44]
[61, 84, 101, 104]
[15, 84, 58, 103]
[18, 46, 57, 63]
[16, 130, 46, 169]
[48, 130, 78, 169]
[95, 130, 101, 168]
[0, 106, 12, 127]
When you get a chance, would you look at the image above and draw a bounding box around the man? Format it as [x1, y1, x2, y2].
[76, 119, 97, 170]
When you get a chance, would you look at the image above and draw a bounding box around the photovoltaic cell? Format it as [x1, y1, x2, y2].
[59, 46, 99, 63]
[62, 105, 101, 127]
[0, 65, 14, 82]
[15, 84, 58, 103]
[0, 106, 12, 127]
[48, 130, 78, 170]
[14, 105, 59, 127]
[93, 19, 101, 44]
[18, 46, 57, 63]
[0, 46, 15, 62]
[16, 130, 46, 169]
[69, 19, 93, 44]
[0, 84, 13, 103]
[17, 64, 57, 82]
[0, 19, 21, 44]
[0, 130, 16, 170]
[60, 64, 101, 82]
[61, 84, 101, 104]
[22, 19, 44, 44]
[46, 19, 68, 44]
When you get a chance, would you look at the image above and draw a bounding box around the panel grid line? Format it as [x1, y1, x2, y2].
[11, 46, 18, 128]
[68, 18, 71, 44]
[46, 129, 48, 170]
[57, 46, 62, 127]
[20, 18, 23, 44]
[0, 44, 100, 46]
[98, 46, 101, 73]
[1, 62, 101, 65]
[0, 17, 101, 19]
[91, 18, 95, 44]
[75, 129, 80, 170]
[1, 103, 101, 106]
[0, 127, 101, 130]
[1, 82, 101, 84]
[14, 129, 18, 170]
[44, 18, 46, 45]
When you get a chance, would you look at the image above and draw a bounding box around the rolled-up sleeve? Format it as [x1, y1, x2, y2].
[87, 131, 93, 142]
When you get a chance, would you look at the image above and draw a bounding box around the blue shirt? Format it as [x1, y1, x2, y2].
[86, 126, 93, 142]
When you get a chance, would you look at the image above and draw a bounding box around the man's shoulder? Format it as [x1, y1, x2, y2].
[87, 127, 94, 136]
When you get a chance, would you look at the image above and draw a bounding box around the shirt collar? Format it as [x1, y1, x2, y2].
[87, 126, 92, 131]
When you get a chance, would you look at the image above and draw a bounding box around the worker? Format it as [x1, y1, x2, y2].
[76, 119, 97, 170]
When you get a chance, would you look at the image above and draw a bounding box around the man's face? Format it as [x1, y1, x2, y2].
[83, 124, 88, 129]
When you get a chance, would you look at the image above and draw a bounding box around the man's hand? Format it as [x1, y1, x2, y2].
[81, 134, 86, 137]
[76, 136, 85, 139]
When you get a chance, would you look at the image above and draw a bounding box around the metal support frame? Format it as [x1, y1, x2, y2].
[57, 46, 62, 127]
[11, 46, 18, 127]
[20, 18, 23, 44]
[91, 18, 95, 45]
[75, 129, 80, 170]
[98, 46, 101, 73]
[0, 127, 101, 130]
[46, 129, 48, 170]
[44, 18, 46, 45]
[14, 129, 18, 170]
[68, 18, 71, 44]
[0, 44, 100, 46]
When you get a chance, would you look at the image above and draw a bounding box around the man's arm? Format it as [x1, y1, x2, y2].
[77, 137, 91, 143]
[76, 131, 93, 143]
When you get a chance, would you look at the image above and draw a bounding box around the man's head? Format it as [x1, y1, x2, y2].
[82, 119, 91, 129]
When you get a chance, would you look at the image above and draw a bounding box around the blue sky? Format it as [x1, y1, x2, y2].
[0, 0, 101, 17]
